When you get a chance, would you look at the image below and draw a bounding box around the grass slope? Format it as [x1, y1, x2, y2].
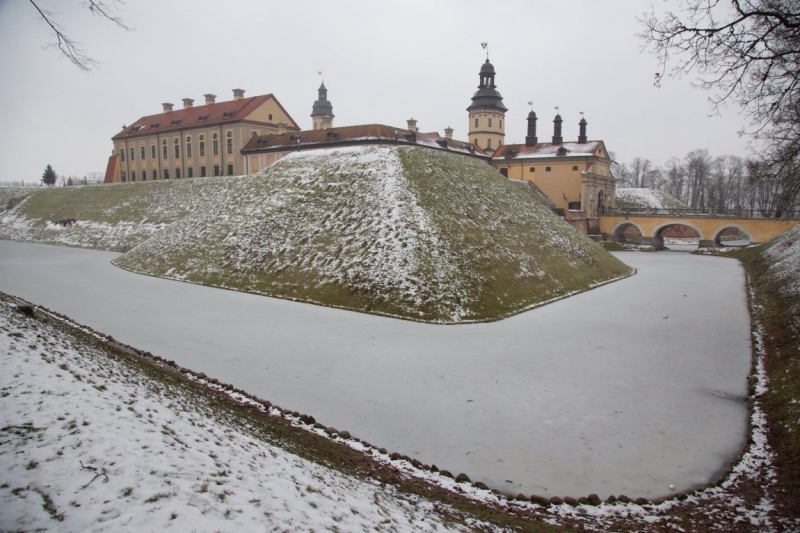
[733, 226, 800, 516]
[615, 188, 687, 211]
[114, 146, 631, 322]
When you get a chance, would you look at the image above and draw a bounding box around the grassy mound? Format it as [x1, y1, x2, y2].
[1, 146, 632, 322]
[615, 188, 687, 210]
[114, 146, 632, 322]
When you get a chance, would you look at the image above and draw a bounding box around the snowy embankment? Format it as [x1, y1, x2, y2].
[0, 294, 503, 533]
[615, 188, 687, 211]
[0, 145, 632, 323]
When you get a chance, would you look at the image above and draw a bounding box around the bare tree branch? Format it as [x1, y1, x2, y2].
[29, 0, 129, 73]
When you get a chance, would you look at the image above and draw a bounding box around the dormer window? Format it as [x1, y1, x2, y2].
[170, 118, 183, 126]
[222, 109, 238, 118]
[326, 131, 339, 141]
[150, 122, 161, 129]
[198, 114, 211, 121]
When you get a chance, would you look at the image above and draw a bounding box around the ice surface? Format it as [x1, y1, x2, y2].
[0, 241, 752, 500]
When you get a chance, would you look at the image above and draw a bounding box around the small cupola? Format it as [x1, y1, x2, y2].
[552, 113, 563, 145]
[204, 94, 216, 105]
[182, 98, 194, 110]
[406, 118, 418, 133]
[525, 110, 538, 147]
[162, 102, 174, 113]
[232, 88, 245, 101]
[578, 117, 588, 143]
[444, 126, 454, 140]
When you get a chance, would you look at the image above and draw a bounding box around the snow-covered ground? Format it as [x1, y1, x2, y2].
[0, 296, 486, 532]
[0, 241, 753, 502]
[615, 188, 687, 211]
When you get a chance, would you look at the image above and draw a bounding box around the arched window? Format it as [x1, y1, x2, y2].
[186, 137, 192, 157]
[572, 165, 578, 171]
[162, 139, 168, 160]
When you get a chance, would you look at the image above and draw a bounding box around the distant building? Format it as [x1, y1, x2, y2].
[105, 90, 300, 183]
[490, 112, 616, 218]
[241, 122, 487, 174]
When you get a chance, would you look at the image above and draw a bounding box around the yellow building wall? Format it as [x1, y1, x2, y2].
[244, 99, 298, 129]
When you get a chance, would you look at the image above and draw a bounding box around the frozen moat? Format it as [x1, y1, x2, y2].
[0, 241, 752, 500]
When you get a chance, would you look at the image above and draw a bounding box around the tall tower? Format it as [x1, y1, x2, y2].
[311, 82, 334, 130]
[467, 59, 507, 155]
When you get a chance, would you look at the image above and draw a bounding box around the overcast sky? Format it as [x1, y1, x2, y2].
[0, 0, 751, 181]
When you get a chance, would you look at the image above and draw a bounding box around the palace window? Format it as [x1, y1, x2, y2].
[162, 140, 168, 159]
[186, 138, 192, 157]
[488, 118, 492, 127]
[529, 167, 535, 172]
[120, 149, 125, 162]
[151, 145, 156, 158]
[152, 170, 157, 180]
[268, 114, 273, 121]
[121, 171, 126, 182]
[131, 171, 136, 181]
[174, 144, 180, 158]
[573, 165, 578, 171]
[164, 169, 170, 179]
[227, 138, 232, 154]
[176, 168, 181, 179]
[130, 147, 135, 161]
[486, 138, 492, 149]
[227, 164, 233, 176]
[500, 119, 502, 129]
[214, 165, 220, 176]
[200, 141, 205, 156]
[188, 167, 193, 178]
[201, 166, 206, 177]
[475, 118, 479, 128]
[213, 140, 219, 155]
[546, 166, 552, 171]
[140, 146, 145, 159]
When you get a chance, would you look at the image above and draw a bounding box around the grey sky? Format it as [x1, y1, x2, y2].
[0, 0, 750, 181]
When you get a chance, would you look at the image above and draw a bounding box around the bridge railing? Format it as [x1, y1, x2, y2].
[605, 207, 800, 219]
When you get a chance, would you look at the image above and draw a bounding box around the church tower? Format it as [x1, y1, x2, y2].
[311, 82, 334, 130]
[467, 58, 507, 155]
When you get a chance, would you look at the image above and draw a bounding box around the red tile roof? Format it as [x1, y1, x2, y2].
[111, 94, 299, 140]
[241, 124, 489, 159]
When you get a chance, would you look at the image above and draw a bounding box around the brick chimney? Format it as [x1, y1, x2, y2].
[444, 126, 454, 140]
[525, 111, 538, 147]
[232, 88, 245, 101]
[277, 121, 287, 135]
[204, 94, 216, 105]
[182, 98, 194, 110]
[162, 102, 174, 113]
[406, 118, 418, 133]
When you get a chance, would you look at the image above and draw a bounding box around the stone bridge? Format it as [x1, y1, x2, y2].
[598, 214, 800, 249]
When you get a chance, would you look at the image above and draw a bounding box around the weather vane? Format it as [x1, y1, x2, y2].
[579, 111, 584, 116]
[528, 101, 533, 111]
[317, 69, 324, 82]
[481, 42, 489, 59]
[555, 106, 559, 113]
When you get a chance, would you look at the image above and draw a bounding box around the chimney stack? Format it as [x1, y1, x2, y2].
[277, 121, 287, 135]
[406, 118, 418, 133]
[444, 126, 453, 140]
[552, 114, 563, 145]
[162, 102, 174, 113]
[204, 94, 217, 105]
[182, 98, 194, 110]
[525, 111, 538, 147]
[232, 88, 245, 101]
[578, 117, 588, 143]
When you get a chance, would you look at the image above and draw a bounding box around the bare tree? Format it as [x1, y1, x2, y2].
[685, 149, 713, 209]
[710, 155, 746, 211]
[629, 157, 654, 188]
[639, 1, 800, 210]
[29, 0, 129, 73]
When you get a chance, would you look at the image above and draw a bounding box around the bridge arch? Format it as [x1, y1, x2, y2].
[651, 220, 705, 240]
[710, 224, 753, 245]
[610, 220, 645, 242]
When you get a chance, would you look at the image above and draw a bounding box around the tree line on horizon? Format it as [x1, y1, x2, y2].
[611, 150, 797, 217]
